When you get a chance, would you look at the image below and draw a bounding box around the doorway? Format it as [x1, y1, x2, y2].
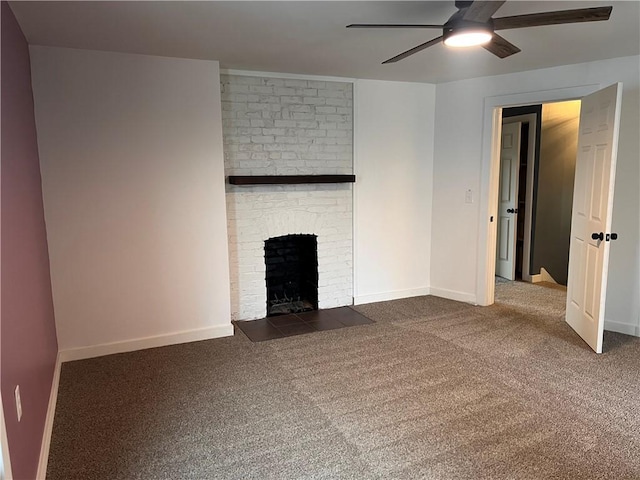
[479, 83, 623, 353]
[476, 84, 599, 308]
[495, 101, 581, 286]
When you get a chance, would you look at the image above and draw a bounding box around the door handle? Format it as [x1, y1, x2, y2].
[606, 233, 618, 241]
[592, 232, 604, 241]
[506, 208, 518, 214]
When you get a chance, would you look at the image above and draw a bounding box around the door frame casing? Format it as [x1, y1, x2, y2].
[477, 84, 601, 306]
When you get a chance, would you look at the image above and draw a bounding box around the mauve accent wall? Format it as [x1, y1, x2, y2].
[1, 3, 58, 479]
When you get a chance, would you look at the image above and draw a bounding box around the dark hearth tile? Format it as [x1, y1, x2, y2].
[295, 310, 322, 322]
[234, 307, 374, 342]
[234, 318, 270, 331]
[298, 307, 375, 327]
[302, 317, 344, 331]
[234, 320, 283, 342]
[268, 314, 305, 328]
[276, 323, 316, 337]
[333, 308, 375, 327]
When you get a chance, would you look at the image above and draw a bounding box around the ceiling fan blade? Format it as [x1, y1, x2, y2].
[346, 24, 443, 29]
[482, 33, 521, 58]
[493, 6, 612, 30]
[382, 36, 443, 64]
[463, 1, 506, 22]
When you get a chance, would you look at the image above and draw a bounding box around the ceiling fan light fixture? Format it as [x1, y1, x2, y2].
[443, 29, 493, 47]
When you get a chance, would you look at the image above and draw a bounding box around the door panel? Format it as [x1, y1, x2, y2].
[496, 122, 521, 280]
[499, 217, 510, 260]
[565, 83, 622, 353]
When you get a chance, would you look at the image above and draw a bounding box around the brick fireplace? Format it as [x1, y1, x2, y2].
[221, 74, 353, 320]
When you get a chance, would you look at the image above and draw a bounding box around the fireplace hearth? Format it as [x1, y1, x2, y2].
[265, 234, 318, 316]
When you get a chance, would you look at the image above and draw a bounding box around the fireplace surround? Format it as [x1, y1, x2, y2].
[221, 73, 353, 320]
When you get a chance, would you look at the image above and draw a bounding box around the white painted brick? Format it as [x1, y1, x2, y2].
[222, 74, 353, 320]
[316, 106, 337, 114]
[304, 97, 326, 105]
[259, 96, 281, 104]
[222, 102, 248, 112]
[318, 89, 345, 98]
[328, 130, 348, 138]
[326, 98, 348, 107]
[275, 87, 296, 96]
[237, 127, 263, 135]
[227, 135, 251, 144]
[251, 135, 275, 143]
[249, 85, 274, 94]
[264, 78, 285, 86]
[238, 144, 265, 152]
[262, 128, 286, 136]
[288, 105, 312, 113]
[326, 81, 351, 91]
[292, 112, 315, 120]
[274, 120, 296, 128]
[274, 136, 298, 144]
[281, 96, 303, 104]
[306, 130, 327, 137]
[296, 121, 319, 128]
[284, 79, 308, 87]
[225, 84, 250, 93]
[262, 110, 281, 120]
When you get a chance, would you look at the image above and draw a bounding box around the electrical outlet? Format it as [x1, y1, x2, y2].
[14, 385, 22, 422]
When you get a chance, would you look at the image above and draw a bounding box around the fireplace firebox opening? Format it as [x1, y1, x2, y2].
[265, 234, 318, 316]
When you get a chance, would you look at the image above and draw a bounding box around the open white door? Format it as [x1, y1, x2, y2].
[565, 83, 622, 353]
[496, 122, 521, 280]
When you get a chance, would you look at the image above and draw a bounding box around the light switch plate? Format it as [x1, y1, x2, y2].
[465, 189, 473, 204]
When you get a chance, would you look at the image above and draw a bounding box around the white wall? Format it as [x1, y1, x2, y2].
[432, 55, 640, 335]
[354, 80, 435, 304]
[30, 47, 232, 358]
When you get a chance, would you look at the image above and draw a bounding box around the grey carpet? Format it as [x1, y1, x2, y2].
[47, 282, 640, 479]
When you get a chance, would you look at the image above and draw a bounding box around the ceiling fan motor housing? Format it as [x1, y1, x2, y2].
[443, 10, 495, 41]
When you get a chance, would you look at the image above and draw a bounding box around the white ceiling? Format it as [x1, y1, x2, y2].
[9, 1, 640, 83]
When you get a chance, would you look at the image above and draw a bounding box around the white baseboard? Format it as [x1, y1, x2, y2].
[36, 354, 62, 480]
[428, 287, 477, 305]
[59, 324, 234, 363]
[354, 287, 430, 305]
[540, 267, 558, 284]
[604, 319, 640, 337]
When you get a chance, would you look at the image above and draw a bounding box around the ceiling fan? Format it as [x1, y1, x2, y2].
[347, 1, 613, 64]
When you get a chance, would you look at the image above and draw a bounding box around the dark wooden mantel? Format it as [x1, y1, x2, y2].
[228, 175, 356, 186]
